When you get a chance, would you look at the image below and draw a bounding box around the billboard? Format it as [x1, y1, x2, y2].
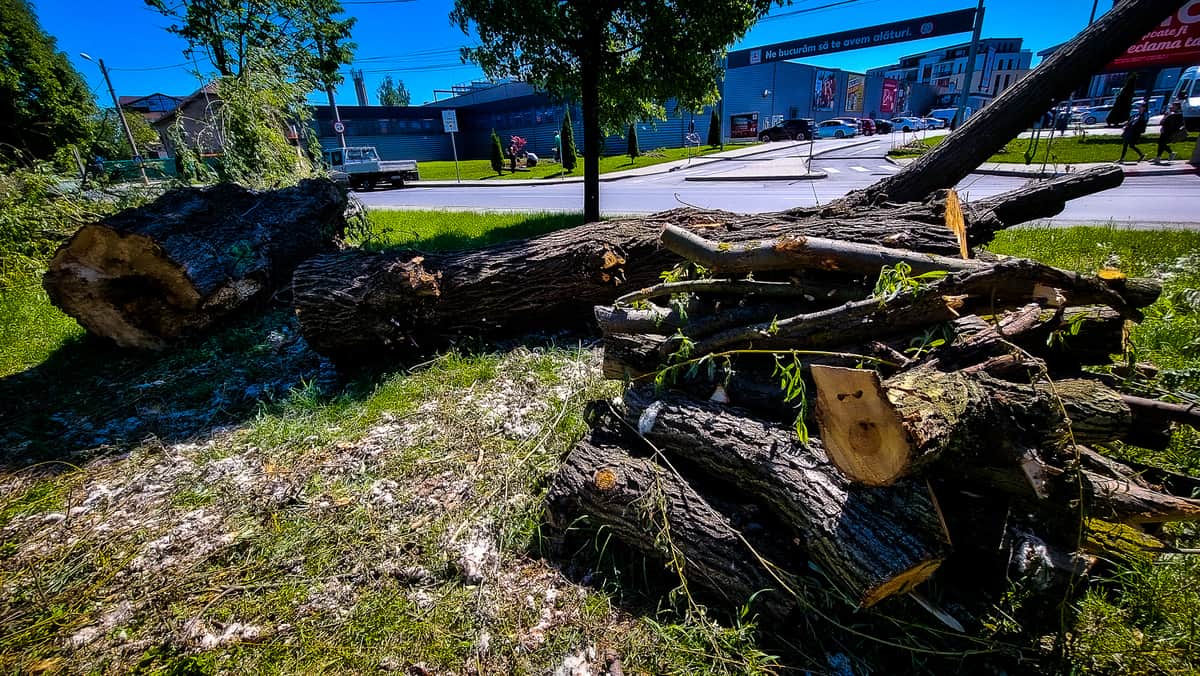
[727, 9, 977, 69]
[814, 70, 838, 111]
[1106, 0, 1200, 71]
[846, 75, 865, 112]
[880, 79, 899, 114]
[730, 112, 759, 139]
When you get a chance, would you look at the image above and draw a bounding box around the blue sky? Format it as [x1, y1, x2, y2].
[32, 0, 1111, 107]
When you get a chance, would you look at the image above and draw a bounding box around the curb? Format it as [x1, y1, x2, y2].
[684, 171, 827, 182]
[888, 156, 1198, 178]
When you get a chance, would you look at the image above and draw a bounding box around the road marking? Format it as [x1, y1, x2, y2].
[850, 166, 870, 172]
[823, 167, 841, 173]
[878, 164, 899, 171]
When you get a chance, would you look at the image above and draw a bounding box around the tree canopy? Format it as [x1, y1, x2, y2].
[144, 0, 356, 88]
[377, 76, 411, 107]
[90, 109, 162, 161]
[0, 0, 97, 166]
[452, 0, 779, 222]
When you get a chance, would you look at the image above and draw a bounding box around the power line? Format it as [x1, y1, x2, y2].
[108, 61, 194, 72]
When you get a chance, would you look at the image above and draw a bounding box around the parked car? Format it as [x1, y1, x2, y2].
[816, 119, 858, 139]
[1079, 105, 1113, 125]
[891, 117, 926, 132]
[758, 118, 815, 141]
[1171, 64, 1200, 131]
[857, 118, 876, 136]
[873, 119, 893, 134]
[921, 117, 947, 129]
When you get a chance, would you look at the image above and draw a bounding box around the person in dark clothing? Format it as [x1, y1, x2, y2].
[1118, 110, 1148, 163]
[1155, 102, 1185, 162]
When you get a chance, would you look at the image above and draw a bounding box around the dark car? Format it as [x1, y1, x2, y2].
[758, 118, 815, 142]
[857, 118, 876, 136]
[873, 119, 893, 134]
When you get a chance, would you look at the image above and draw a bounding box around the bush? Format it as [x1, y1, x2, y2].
[560, 108, 578, 172]
[707, 108, 721, 147]
[627, 123, 640, 160]
[489, 129, 504, 176]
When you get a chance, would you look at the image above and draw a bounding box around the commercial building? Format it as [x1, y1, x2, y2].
[866, 38, 1033, 112]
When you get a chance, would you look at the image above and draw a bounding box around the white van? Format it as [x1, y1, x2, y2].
[1170, 65, 1200, 131]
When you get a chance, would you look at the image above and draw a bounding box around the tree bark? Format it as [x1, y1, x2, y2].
[620, 389, 951, 607]
[812, 364, 1132, 486]
[581, 26, 602, 224]
[43, 179, 347, 349]
[833, 0, 1187, 209]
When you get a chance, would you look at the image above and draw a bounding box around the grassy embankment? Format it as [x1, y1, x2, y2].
[416, 145, 732, 181]
[889, 133, 1194, 164]
[2, 190, 1199, 673]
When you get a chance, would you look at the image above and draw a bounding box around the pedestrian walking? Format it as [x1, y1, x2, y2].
[1118, 109, 1148, 163]
[1154, 102, 1185, 163]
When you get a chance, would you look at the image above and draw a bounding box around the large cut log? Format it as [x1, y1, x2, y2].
[834, 0, 1187, 209]
[293, 168, 1125, 365]
[43, 179, 347, 349]
[812, 364, 1132, 486]
[619, 389, 951, 607]
[545, 424, 809, 621]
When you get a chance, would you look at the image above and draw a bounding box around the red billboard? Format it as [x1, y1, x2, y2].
[730, 112, 759, 139]
[1107, 0, 1200, 71]
[880, 79, 899, 114]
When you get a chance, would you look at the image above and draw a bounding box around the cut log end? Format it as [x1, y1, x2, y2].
[44, 225, 207, 349]
[863, 558, 942, 607]
[812, 365, 912, 486]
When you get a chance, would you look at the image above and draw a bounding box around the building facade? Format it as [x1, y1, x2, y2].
[867, 38, 1033, 112]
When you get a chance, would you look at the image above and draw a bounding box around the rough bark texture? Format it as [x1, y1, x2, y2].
[815, 365, 1132, 486]
[620, 389, 951, 607]
[545, 424, 806, 621]
[44, 179, 347, 349]
[833, 0, 1186, 209]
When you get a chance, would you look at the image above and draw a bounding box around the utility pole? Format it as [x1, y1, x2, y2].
[954, 0, 985, 128]
[81, 53, 148, 185]
[327, 86, 347, 148]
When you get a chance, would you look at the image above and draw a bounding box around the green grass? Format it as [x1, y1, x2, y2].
[889, 133, 1194, 164]
[354, 209, 583, 252]
[0, 270, 84, 377]
[3, 206, 1200, 674]
[416, 145, 731, 181]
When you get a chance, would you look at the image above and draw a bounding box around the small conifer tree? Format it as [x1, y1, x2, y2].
[489, 128, 504, 175]
[560, 108, 578, 172]
[627, 123, 640, 160]
[707, 108, 721, 147]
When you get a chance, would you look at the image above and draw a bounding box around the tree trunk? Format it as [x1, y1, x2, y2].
[581, 28, 602, 224]
[43, 179, 347, 349]
[812, 364, 1132, 486]
[834, 0, 1185, 209]
[620, 389, 951, 607]
[545, 424, 807, 621]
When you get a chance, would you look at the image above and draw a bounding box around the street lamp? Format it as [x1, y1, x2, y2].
[80, 52, 149, 185]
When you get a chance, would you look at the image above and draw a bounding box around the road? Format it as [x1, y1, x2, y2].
[355, 136, 1200, 226]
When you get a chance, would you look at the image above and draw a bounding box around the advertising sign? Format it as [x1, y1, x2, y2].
[814, 70, 838, 111]
[1106, 0, 1200, 71]
[727, 9, 976, 69]
[441, 109, 459, 133]
[730, 112, 759, 139]
[880, 79, 899, 114]
[846, 75, 864, 113]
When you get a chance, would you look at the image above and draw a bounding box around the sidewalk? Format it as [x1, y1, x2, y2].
[409, 139, 854, 188]
[888, 155, 1198, 178]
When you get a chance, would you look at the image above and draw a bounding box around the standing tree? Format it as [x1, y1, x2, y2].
[707, 108, 722, 147]
[1107, 73, 1137, 126]
[560, 108, 578, 173]
[489, 129, 504, 176]
[627, 123, 640, 160]
[377, 75, 411, 107]
[0, 0, 97, 166]
[452, 0, 778, 222]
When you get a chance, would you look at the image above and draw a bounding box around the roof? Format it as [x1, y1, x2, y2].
[151, 84, 219, 128]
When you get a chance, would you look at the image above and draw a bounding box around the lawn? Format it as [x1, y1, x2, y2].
[889, 132, 1194, 165]
[416, 145, 733, 181]
[2, 203, 1199, 674]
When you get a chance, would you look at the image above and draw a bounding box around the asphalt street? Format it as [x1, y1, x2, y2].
[354, 136, 1200, 226]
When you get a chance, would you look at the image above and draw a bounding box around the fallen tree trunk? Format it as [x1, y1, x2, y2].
[619, 389, 951, 607]
[43, 179, 347, 349]
[812, 365, 1132, 486]
[292, 169, 1123, 365]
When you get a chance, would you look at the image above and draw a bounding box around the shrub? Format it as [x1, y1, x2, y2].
[560, 108, 578, 172]
[489, 129, 504, 175]
[627, 123, 640, 160]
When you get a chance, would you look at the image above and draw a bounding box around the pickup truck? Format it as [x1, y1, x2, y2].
[323, 146, 419, 190]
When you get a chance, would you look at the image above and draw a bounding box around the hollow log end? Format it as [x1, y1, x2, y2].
[43, 225, 203, 349]
[811, 365, 913, 486]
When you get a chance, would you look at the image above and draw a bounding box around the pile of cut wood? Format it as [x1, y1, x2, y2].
[545, 210, 1200, 628]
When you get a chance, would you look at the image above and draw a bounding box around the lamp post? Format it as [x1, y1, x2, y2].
[80, 52, 149, 185]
